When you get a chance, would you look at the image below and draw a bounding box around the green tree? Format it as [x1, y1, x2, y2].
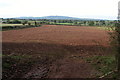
[74, 22, 77, 25]
[28, 22, 31, 26]
[35, 21, 37, 26]
[22, 21, 27, 25]
[88, 21, 94, 26]
[115, 21, 120, 77]
[12, 20, 21, 24]
[6, 19, 11, 23]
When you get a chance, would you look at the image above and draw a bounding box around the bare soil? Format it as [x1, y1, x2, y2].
[2, 25, 112, 78]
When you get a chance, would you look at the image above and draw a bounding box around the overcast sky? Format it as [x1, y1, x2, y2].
[0, 0, 120, 20]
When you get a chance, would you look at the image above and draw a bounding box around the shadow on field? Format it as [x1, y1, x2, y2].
[2, 42, 112, 78]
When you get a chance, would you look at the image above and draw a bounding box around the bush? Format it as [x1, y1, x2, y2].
[12, 20, 21, 24]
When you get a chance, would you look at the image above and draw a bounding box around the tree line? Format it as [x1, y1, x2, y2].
[3, 19, 116, 27]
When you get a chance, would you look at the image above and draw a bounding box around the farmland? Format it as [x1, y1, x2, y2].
[1, 18, 116, 32]
[2, 25, 117, 78]
[1, 24, 23, 27]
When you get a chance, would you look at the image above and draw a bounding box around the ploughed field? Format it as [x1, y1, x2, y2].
[3, 25, 109, 46]
[2, 25, 112, 78]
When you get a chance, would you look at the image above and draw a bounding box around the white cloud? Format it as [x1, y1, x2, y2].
[0, 0, 120, 19]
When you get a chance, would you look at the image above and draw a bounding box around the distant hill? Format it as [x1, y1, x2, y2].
[10, 16, 107, 20]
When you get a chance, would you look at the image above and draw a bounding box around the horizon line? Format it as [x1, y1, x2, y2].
[1, 15, 117, 20]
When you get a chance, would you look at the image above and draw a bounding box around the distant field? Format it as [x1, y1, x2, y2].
[1, 24, 23, 27]
[55, 23, 73, 25]
[97, 26, 115, 31]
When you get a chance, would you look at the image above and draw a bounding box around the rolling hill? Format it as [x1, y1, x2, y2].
[13, 16, 105, 20]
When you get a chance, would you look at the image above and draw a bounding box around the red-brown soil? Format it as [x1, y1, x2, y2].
[2, 25, 111, 78]
[3, 25, 110, 46]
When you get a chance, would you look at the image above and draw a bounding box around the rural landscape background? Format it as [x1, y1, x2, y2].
[1, 0, 120, 79]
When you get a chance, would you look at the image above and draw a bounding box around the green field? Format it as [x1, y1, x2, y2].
[55, 23, 73, 25]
